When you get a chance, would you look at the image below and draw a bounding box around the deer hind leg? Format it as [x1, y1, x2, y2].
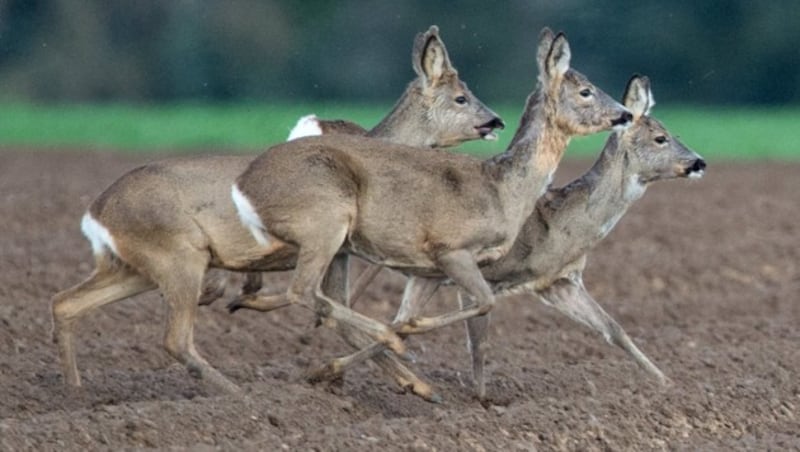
[51, 256, 155, 387]
[539, 276, 667, 385]
[459, 292, 492, 399]
[198, 270, 229, 306]
[199, 271, 263, 307]
[149, 249, 241, 394]
[310, 276, 443, 402]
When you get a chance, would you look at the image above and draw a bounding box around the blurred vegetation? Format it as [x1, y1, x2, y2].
[2, 103, 797, 160]
[0, 0, 798, 106]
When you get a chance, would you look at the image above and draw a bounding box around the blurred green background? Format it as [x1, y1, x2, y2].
[1, 0, 798, 159]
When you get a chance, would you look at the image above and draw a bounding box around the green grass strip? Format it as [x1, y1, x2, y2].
[0, 102, 796, 161]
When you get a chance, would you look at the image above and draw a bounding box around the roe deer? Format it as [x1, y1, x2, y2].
[200, 25, 503, 307]
[231, 28, 633, 399]
[311, 75, 706, 400]
[51, 25, 503, 394]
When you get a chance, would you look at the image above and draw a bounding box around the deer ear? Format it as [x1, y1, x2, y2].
[412, 25, 455, 86]
[623, 74, 652, 120]
[545, 33, 571, 82]
[536, 27, 555, 78]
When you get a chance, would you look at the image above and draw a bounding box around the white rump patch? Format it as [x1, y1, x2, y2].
[80, 212, 119, 256]
[287, 114, 322, 141]
[231, 184, 271, 246]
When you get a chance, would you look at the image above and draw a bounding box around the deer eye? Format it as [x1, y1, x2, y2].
[579, 89, 592, 98]
[654, 136, 667, 144]
[455, 95, 467, 104]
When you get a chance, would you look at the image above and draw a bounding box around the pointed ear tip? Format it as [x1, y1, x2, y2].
[428, 25, 439, 35]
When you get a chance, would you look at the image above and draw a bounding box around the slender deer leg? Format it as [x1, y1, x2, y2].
[227, 292, 292, 313]
[284, 227, 406, 357]
[155, 251, 241, 394]
[538, 276, 667, 385]
[309, 277, 443, 401]
[460, 292, 492, 399]
[198, 270, 228, 306]
[241, 272, 264, 295]
[310, 257, 440, 402]
[395, 250, 495, 336]
[199, 271, 263, 307]
[347, 264, 383, 309]
[51, 257, 155, 387]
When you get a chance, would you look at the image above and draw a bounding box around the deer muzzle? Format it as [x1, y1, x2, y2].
[685, 158, 706, 179]
[476, 117, 505, 140]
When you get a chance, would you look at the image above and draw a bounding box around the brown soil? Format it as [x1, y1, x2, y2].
[0, 149, 798, 451]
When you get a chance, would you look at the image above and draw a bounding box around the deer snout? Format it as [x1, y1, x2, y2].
[611, 111, 634, 129]
[686, 158, 706, 179]
[477, 117, 505, 140]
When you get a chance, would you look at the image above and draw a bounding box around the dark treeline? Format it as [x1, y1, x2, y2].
[0, 0, 797, 105]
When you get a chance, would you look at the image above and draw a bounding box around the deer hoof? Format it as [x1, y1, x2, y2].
[226, 297, 244, 313]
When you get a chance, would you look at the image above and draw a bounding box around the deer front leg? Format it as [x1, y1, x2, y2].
[395, 250, 495, 336]
[347, 264, 383, 309]
[308, 277, 443, 402]
[460, 292, 492, 399]
[538, 275, 667, 385]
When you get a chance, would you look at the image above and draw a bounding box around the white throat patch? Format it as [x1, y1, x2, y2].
[623, 175, 647, 201]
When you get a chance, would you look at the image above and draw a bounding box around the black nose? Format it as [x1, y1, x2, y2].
[486, 117, 505, 130]
[612, 111, 633, 126]
[691, 159, 706, 172]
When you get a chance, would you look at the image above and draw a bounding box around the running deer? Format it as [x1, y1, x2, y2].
[231, 28, 633, 399]
[200, 25, 503, 307]
[309, 75, 706, 400]
[51, 25, 503, 393]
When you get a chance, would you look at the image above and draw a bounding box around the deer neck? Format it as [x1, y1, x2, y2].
[367, 85, 434, 147]
[486, 88, 570, 232]
[549, 135, 647, 247]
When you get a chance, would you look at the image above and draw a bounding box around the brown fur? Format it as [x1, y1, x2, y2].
[233, 28, 633, 400]
[322, 76, 706, 400]
[50, 25, 503, 394]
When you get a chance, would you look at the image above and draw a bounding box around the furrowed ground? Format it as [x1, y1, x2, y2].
[0, 150, 798, 450]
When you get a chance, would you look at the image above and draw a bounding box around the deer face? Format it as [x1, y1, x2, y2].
[622, 116, 706, 183]
[618, 75, 705, 184]
[423, 76, 505, 147]
[554, 70, 633, 135]
[413, 25, 504, 148]
[537, 30, 632, 136]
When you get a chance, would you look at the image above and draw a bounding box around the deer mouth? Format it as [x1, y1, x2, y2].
[684, 158, 707, 179]
[476, 117, 505, 141]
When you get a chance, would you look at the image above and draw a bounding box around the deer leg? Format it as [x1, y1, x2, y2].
[347, 264, 383, 309]
[51, 257, 155, 387]
[155, 251, 241, 394]
[199, 270, 262, 307]
[227, 292, 292, 313]
[539, 276, 667, 385]
[309, 277, 443, 401]
[395, 250, 495, 336]
[198, 270, 228, 306]
[285, 228, 406, 357]
[460, 292, 492, 399]
[241, 272, 264, 295]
